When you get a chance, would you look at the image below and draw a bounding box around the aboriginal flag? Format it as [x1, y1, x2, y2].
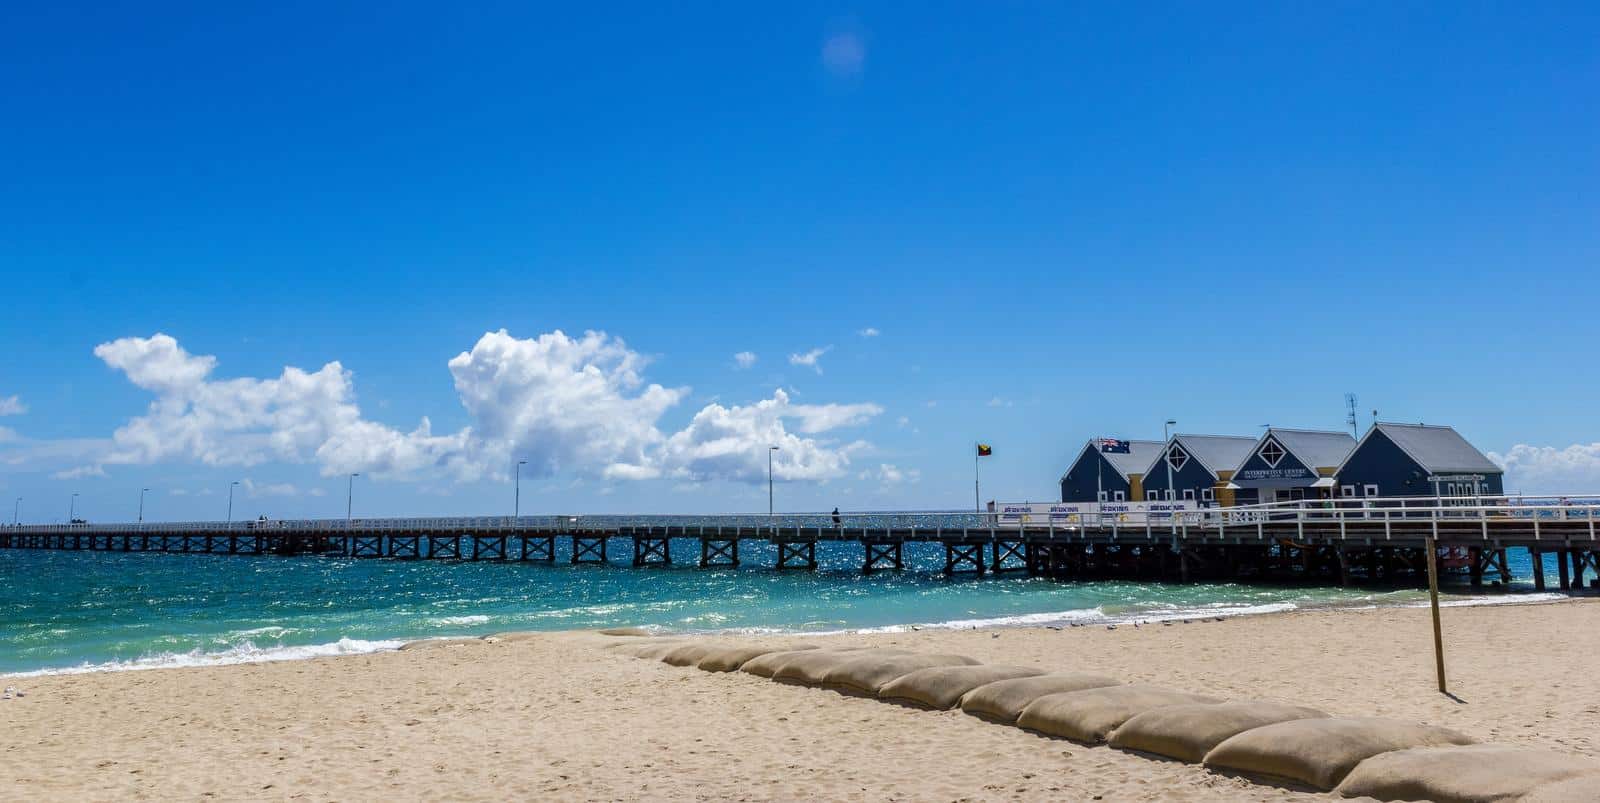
[977, 443, 993, 457]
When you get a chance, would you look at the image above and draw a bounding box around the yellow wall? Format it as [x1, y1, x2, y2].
[1215, 470, 1236, 507]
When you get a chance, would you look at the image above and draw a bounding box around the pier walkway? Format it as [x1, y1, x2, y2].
[5, 496, 1599, 590]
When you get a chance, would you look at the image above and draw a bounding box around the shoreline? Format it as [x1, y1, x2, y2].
[4, 584, 1575, 679]
[4, 597, 1597, 801]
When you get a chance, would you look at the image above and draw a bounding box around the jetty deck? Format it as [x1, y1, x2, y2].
[6, 496, 1599, 591]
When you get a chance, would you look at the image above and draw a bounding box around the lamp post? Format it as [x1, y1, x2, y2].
[767, 446, 780, 516]
[69, 492, 79, 522]
[138, 487, 150, 523]
[515, 460, 527, 519]
[346, 473, 360, 525]
[13, 497, 20, 527]
[1164, 420, 1178, 534]
[227, 481, 239, 525]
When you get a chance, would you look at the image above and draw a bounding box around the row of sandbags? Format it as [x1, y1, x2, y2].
[604, 636, 1598, 802]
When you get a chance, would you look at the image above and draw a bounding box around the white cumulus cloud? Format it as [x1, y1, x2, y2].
[81, 330, 881, 487]
[788, 346, 832, 374]
[733, 351, 757, 369]
[1489, 443, 1600, 494]
[657, 389, 871, 483]
[858, 327, 879, 338]
[0, 395, 25, 416]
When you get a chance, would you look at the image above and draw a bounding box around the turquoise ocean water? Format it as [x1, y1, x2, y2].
[0, 540, 1561, 676]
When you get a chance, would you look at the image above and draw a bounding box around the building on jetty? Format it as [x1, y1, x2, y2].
[1067, 423, 1504, 508]
[1137, 434, 1257, 506]
[1058, 439, 1164, 503]
[1334, 422, 1504, 499]
[1227, 428, 1356, 505]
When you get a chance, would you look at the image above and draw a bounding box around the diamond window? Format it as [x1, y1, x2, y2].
[1258, 438, 1286, 468]
[1166, 444, 1189, 472]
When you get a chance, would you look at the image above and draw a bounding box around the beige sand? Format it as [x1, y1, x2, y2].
[2, 599, 1597, 801]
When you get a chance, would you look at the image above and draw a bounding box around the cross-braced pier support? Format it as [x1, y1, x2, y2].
[699, 537, 739, 568]
[388, 534, 421, 558]
[990, 540, 1027, 573]
[571, 533, 608, 564]
[775, 539, 817, 570]
[862, 540, 903, 573]
[519, 535, 555, 562]
[944, 542, 986, 575]
[346, 534, 384, 558]
[428, 534, 463, 560]
[471, 534, 508, 560]
[632, 535, 671, 567]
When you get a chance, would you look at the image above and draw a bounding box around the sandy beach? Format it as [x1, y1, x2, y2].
[2, 598, 1596, 802]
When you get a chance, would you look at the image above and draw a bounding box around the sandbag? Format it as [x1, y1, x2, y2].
[1203, 717, 1475, 791]
[597, 627, 654, 637]
[1335, 744, 1600, 803]
[1017, 685, 1220, 743]
[1108, 701, 1328, 763]
[878, 665, 1044, 710]
[697, 643, 819, 673]
[660, 642, 728, 667]
[958, 672, 1122, 723]
[1519, 775, 1600, 803]
[821, 652, 981, 695]
[606, 639, 689, 660]
[771, 647, 912, 686]
[741, 648, 828, 678]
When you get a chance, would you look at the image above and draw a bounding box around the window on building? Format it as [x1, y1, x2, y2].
[1183, 489, 1196, 501]
[1097, 490, 1108, 502]
[1165, 489, 1175, 500]
[1258, 438, 1286, 468]
[1147, 491, 1158, 501]
[1166, 444, 1189, 472]
[1200, 488, 1214, 502]
[1364, 484, 1379, 498]
[1113, 491, 1126, 502]
[1341, 485, 1355, 498]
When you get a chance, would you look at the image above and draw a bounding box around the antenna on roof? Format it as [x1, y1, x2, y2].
[1371, 409, 1378, 432]
[1344, 393, 1358, 437]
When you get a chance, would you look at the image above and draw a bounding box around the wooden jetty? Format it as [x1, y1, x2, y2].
[4, 497, 1600, 591]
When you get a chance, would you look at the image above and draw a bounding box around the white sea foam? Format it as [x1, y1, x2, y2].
[4, 637, 405, 678]
[427, 615, 491, 626]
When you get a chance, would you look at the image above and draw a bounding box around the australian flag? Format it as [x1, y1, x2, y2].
[1098, 438, 1131, 454]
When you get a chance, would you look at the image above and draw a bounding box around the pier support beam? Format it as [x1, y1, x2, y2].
[632, 536, 671, 567]
[571, 534, 608, 565]
[991, 540, 1027, 573]
[428, 534, 463, 560]
[944, 542, 986, 575]
[347, 534, 383, 558]
[699, 538, 739, 568]
[471, 535, 508, 561]
[862, 541, 902, 573]
[775, 540, 817, 571]
[388, 534, 421, 558]
[1557, 548, 1571, 590]
[519, 535, 555, 562]
[1531, 548, 1546, 591]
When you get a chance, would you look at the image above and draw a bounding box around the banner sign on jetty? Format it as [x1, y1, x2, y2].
[5, 495, 1599, 592]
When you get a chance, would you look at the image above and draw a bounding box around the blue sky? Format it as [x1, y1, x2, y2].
[3, 3, 1598, 522]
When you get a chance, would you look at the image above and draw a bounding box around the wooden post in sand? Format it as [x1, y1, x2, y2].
[1426, 535, 1447, 694]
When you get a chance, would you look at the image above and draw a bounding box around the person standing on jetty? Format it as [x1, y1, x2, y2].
[831, 507, 841, 527]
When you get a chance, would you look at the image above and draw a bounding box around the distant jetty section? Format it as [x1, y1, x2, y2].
[5, 496, 1599, 591]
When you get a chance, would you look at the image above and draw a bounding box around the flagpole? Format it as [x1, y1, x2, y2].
[1096, 439, 1103, 502]
[974, 442, 980, 513]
